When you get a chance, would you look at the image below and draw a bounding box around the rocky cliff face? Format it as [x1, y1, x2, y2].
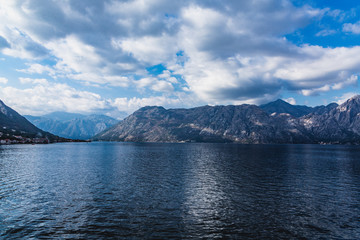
[93, 95, 360, 144]
[301, 96, 360, 143]
[26, 113, 118, 140]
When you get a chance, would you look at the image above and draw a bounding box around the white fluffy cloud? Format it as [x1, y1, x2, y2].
[117, 34, 178, 65]
[134, 77, 175, 93]
[47, 35, 102, 74]
[0, 81, 111, 115]
[343, 21, 360, 34]
[19, 77, 48, 85]
[274, 46, 360, 83]
[18, 63, 55, 75]
[0, 78, 194, 117]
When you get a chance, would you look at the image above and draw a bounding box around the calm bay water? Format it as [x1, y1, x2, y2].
[0, 142, 360, 239]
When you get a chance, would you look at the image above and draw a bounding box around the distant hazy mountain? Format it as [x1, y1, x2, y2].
[25, 112, 118, 140]
[0, 100, 65, 143]
[93, 95, 360, 144]
[42, 112, 85, 122]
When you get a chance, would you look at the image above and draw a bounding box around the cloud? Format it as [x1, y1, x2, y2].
[0, 81, 112, 115]
[343, 21, 360, 34]
[316, 29, 337, 37]
[0, 77, 8, 84]
[19, 77, 48, 85]
[0, 27, 48, 59]
[69, 73, 130, 87]
[0, 78, 192, 116]
[47, 35, 102, 73]
[151, 81, 174, 92]
[284, 97, 296, 105]
[335, 92, 360, 105]
[332, 75, 358, 90]
[134, 77, 156, 89]
[111, 93, 198, 113]
[117, 34, 178, 64]
[134, 77, 174, 93]
[17, 63, 55, 75]
[301, 85, 331, 96]
[1, 0, 360, 113]
[274, 46, 360, 90]
[0, 1, 49, 58]
[0, 36, 10, 49]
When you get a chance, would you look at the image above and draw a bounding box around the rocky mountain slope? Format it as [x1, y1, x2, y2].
[0, 100, 66, 143]
[93, 96, 360, 144]
[301, 96, 360, 143]
[93, 105, 307, 143]
[25, 112, 118, 140]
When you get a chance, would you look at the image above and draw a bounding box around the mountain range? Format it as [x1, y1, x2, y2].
[25, 112, 118, 140]
[93, 96, 360, 144]
[4, 95, 360, 144]
[0, 100, 67, 143]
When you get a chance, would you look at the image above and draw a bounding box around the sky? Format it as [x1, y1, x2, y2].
[1, 0, 360, 118]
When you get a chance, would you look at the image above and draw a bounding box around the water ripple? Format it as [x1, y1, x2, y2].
[0, 143, 360, 239]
